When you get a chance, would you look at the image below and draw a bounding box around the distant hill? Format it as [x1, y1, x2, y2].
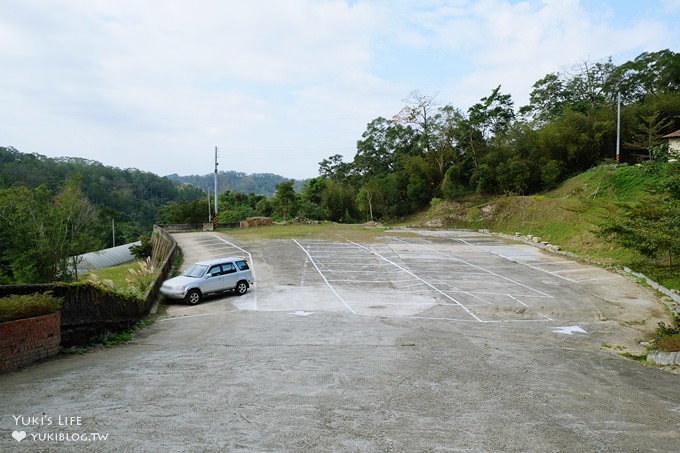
[165, 172, 307, 197]
[0, 146, 206, 242]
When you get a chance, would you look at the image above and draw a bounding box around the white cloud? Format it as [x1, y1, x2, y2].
[0, 0, 678, 178]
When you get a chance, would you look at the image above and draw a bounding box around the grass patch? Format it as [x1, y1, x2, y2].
[619, 352, 648, 362]
[651, 322, 680, 352]
[81, 262, 133, 286]
[81, 258, 158, 299]
[0, 292, 63, 323]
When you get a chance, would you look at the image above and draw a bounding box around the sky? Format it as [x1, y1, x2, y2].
[1, 0, 679, 180]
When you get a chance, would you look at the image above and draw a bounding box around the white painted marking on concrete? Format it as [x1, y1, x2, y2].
[159, 313, 213, 321]
[507, 294, 528, 307]
[293, 239, 357, 314]
[507, 295, 554, 321]
[349, 241, 483, 322]
[390, 237, 553, 298]
[289, 310, 314, 316]
[208, 233, 257, 311]
[553, 325, 587, 335]
[494, 258, 578, 282]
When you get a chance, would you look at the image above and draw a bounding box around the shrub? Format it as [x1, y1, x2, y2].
[124, 258, 157, 299]
[0, 292, 63, 323]
[130, 234, 152, 259]
[652, 322, 680, 352]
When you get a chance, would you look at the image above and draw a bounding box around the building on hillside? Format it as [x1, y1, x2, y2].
[662, 129, 680, 161]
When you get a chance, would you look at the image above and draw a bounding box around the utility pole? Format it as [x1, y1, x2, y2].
[213, 146, 219, 230]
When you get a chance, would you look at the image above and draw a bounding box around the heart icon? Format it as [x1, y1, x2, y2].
[12, 431, 27, 442]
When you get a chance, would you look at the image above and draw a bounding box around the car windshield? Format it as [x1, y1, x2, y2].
[183, 264, 209, 278]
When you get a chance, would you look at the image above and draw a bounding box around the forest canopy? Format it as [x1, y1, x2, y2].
[2, 49, 679, 283]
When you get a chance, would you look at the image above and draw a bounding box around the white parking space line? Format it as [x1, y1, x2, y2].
[293, 239, 357, 314]
[381, 237, 558, 322]
[291, 237, 565, 324]
[349, 241, 483, 322]
[389, 236, 553, 299]
[208, 233, 257, 311]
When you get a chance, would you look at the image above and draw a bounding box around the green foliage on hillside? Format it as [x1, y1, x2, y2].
[165, 171, 305, 197]
[420, 162, 680, 291]
[0, 147, 205, 238]
[0, 147, 207, 282]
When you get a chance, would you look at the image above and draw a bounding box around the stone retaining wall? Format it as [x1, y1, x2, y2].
[647, 350, 680, 366]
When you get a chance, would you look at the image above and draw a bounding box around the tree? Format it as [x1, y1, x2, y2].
[272, 180, 297, 222]
[299, 177, 329, 220]
[519, 73, 572, 124]
[393, 91, 439, 154]
[563, 59, 616, 112]
[0, 180, 100, 283]
[609, 49, 680, 103]
[467, 85, 515, 144]
[429, 105, 466, 181]
[353, 117, 417, 179]
[599, 198, 680, 266]
[357, 174, 408, 220]
[625, 111, 674, 159]
[321, 180, 357, 222]
[319, 154, 352, 180]
[495, 156, 531, 195]
[52, 177, 100, 280]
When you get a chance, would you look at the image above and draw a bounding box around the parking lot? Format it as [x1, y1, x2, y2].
[2, 228, 679, 452]
[170, 229, 666, 347]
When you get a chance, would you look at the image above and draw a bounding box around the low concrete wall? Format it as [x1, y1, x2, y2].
[647, 350, 680, 366]
[0, 225, 179, 350]
[157, 223, 205, 232]
[0, 284, 154, 347]
[0, 312, 61, 373]
[158, 223, 240, 232]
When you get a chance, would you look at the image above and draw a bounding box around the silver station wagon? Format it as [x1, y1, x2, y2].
[160, 257, 254, 305]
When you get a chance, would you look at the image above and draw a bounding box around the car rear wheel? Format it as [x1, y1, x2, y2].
[235, 281, 249, 296]
[185, 289, 201, 305]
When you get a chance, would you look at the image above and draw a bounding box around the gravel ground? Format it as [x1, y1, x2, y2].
[1, 229, 678, 452]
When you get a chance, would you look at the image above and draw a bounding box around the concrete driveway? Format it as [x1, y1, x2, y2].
[1, 229, 678, 452]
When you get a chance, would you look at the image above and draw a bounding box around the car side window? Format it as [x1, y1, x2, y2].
[222, 262, 236, 274]
[236, 260, 249, 271]
[208, 265, 221, 276]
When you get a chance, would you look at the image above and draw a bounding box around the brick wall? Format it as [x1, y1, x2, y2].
[0, 312, 61, 373]
[240, 217, 273, 227]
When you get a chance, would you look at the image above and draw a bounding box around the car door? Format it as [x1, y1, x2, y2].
[202, 264, 224, 294]
[220, 261, 239, 290]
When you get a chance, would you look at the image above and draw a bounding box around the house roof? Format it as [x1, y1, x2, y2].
[662, 129, 680, 139]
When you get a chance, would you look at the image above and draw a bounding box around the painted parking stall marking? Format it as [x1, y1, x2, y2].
[294, 236, 565, 323]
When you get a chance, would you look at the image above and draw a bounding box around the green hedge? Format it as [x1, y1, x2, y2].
[0, 292, 63, 323]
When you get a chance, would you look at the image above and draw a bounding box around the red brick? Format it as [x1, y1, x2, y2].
[0, 312, 61, 373]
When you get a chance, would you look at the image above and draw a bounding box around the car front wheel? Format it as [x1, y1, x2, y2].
[185, 289, 201, 305]
[235, 281, 249, 296]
